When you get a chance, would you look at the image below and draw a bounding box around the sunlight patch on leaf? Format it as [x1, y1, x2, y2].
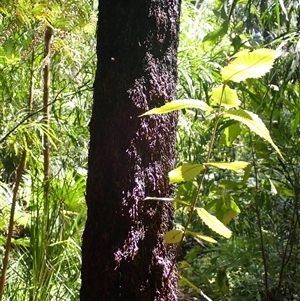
[139, 99, 212, 116]
[231, 49, 251, 58]
[196, 208, 232, 238]
[222, 123, 241, 146]
[186, 230, 217, 243]
[206, 161, 249, 171]
[223, 109, 283, 159]
[164, 229, 183, 244]
[210, 85, 240, 108]
[169, 163, 204, 184]
[222, 48, 280, 82]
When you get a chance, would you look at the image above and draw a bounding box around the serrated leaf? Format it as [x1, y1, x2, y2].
[216, 199, 241, 225]
[139, 99, 212, 116]
[231, 49, 251, 58]
[196, 208, 232, 238]
[210, 85, 240, 108]
[242, 163, 252, 184]
[206, 161, 249, 171]
[168, 163, 203, 184]
[186, 230, 217, 243]
[222, 48, 279, 82]
[223, 109, 283, 159]
[164, 229, 183, 244]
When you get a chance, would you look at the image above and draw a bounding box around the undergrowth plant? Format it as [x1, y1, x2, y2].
[141, 48, 281, 300]
[0, 0, 96, 300]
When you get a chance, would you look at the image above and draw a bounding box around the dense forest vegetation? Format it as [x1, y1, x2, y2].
[1, 0, 300, 300]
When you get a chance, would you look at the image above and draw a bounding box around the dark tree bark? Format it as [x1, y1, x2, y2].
[81, 1, 181, 300]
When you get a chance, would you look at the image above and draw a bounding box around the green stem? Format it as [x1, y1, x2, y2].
[181, 83, 226, 241]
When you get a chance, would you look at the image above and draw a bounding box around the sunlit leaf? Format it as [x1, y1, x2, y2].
[222, 48, 279, 82]
[216, 198, 241, 225]
[196, 208, 232, 238]
[272, 180, 294, 197]
[268, 178, 277, 195]
[206, 161, 249, 171]
[223, 109, 283, 159]
[210, 85, 240, 108]
[278, 0, 288, 20]
[144, 197, 190, 206]
[221, 123, 241, 146]
[176, 273, 202, 296]
[164, 229, 183, 244]
[139, 99, 212, 116]
[186, 230, 217, 243]
[231, 49, 251, 58]
[168, 163, 203, 184]
[242, 163, 252, 184]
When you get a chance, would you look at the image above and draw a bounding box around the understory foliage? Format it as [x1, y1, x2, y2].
[173, 1, 300, 300]
[0, 0, 96, 300]
[1, 0, 300, 301]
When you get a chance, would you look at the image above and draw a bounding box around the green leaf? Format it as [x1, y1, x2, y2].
[203, 21, 228, 44]
[196, 208, 232, 238]
[164, 229, 183, 244]
[144, 197, 190, 206]
[231, 48, 251, 58]
[176, 274, 202, 296]
[206, 161, 249, 171]
[216, 198, 241, 225]
[222, 48, 279, 82]
[219, 179, 246, 190]
[168, 163, 203, 184]
[242, 163, 252, 184]
[186, 230, 217, 244]
[210, 85, 240, 108]
[216, 266, 229, 294]
[223, 109, 283, 159]
[221, 123, 241, 146]
[139, 99, 212, 116]
[272, 180, 294, 197]
[267, 178, 277, 195]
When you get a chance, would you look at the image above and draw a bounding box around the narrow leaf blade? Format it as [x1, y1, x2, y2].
[223, 109, 283, 159]
[196, 208, 232, 238]
[206, 161, 249, 171]
[144, 197, 190, 206]
[140, 99, 212, 116]
[186, 230, 217, 243]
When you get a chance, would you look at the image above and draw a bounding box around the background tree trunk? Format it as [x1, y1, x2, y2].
[80, 1, 181, 300]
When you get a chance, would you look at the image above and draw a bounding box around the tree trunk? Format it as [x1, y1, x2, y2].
[81, 1, 181, 300]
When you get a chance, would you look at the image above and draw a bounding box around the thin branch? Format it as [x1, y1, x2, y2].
[0, 49, 35, 300]
[249, 134, 269, 301]
[43, 26, 53, 200]
[0, 150, 27, 300]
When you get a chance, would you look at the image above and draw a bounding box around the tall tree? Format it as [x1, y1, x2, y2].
[80, 1, 181, 300]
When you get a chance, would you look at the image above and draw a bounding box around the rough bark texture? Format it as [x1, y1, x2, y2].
[81, 1, 181, 300]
